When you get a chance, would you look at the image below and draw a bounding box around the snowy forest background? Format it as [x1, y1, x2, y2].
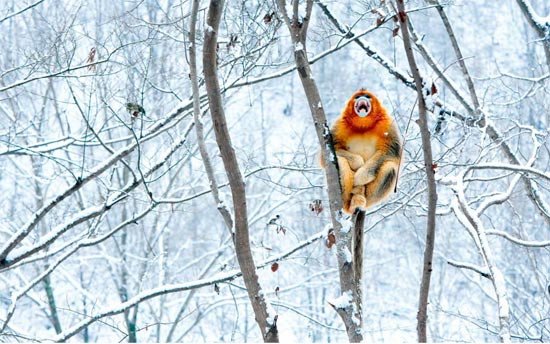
[0, 0, 549, 342]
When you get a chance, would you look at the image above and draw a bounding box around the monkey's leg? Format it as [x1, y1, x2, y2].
[337, 156, 355, 213]
[336, 149, 365, 171]
[364, 160, 399, 208]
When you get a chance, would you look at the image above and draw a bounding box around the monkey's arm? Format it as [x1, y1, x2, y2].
[353, 130, 401, 187]
[353, 151, 384, 186]
[335, 149, 364, 171]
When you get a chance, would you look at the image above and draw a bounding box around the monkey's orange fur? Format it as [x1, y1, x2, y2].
[329, 89, 402, 213]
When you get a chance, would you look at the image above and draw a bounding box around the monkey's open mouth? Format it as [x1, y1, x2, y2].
[354, 97, 371, 118]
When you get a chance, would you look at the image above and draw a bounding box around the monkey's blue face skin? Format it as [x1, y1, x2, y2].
[354, 96, 371, 118]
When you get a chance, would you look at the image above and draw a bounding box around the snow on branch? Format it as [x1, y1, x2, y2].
[467, 163, 550, 181]
[515, 0, 550, 69]
[328, 290, 352, 310]
[447, 259, 490, 278]
[486, 230, 550, 248]
[452, 178, 512, 342]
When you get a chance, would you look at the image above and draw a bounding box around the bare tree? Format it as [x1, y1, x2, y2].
[276, 0, 364, 341]
[395, 1, 438, 342]
[202, 0, 278, 341]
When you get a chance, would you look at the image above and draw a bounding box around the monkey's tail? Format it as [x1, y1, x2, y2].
[352, 209, 366, 324]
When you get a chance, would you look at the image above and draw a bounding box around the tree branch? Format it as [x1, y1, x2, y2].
[447, 259, 491, 279]
[432, 0, 481, 110]
[0, 0, 46, 24]
[514, 0, 550, 70]
[188, 0, 233, 231]
[452, 177, 512, 342]
[486, 230, 550, 248]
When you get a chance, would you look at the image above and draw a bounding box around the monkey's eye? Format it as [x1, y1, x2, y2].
[354, 94, 371, 99]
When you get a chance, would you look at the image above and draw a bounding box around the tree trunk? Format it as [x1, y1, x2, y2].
[396, 1, 438, 342]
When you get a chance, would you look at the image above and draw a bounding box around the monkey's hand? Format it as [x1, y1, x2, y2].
[353, 153, 383, 186]
[336, 149, 364, 171]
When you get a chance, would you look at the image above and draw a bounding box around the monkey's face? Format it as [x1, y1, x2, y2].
[343, 89, 384, 130]
[354, 94, 371, 118]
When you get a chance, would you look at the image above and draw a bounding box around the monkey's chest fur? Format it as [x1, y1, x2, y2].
[345, 135, 378, 161]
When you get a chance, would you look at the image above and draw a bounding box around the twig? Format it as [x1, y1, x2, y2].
[486, 230, 550, 248]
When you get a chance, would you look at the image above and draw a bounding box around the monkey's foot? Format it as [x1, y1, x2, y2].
[350, 194, 367, 212]
[351, 185, 365, 193]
